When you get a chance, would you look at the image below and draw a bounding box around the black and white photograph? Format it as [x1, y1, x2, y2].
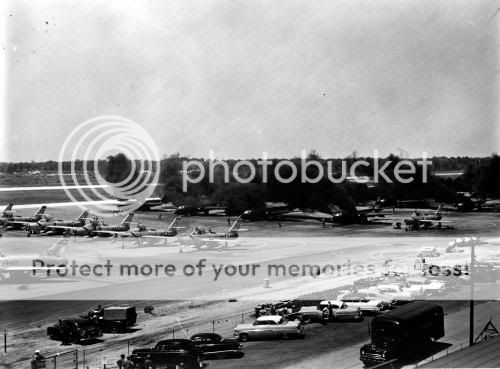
[1, 0, 499, 368]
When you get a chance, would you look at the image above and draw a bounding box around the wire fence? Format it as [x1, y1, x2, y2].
[24, 310, 255, 369]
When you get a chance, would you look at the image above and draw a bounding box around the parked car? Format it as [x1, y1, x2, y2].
[404, 277, 446, 296]
[353, 289, 395, 310]
[88, 305, 137, 333]
[338, 294, 384, 313]
[297, 300, 363, 323]
[254, 300, 298, 317]
[233, 315, 304, 341]
[418, 247, 440, 258]
[190, 333, 243, 359]
[131, 339, 204, 369]
[47, 317, 102, 344]
[369, 284, 415, 302]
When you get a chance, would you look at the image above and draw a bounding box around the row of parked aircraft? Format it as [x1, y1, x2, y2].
[0, 203, 246, 248]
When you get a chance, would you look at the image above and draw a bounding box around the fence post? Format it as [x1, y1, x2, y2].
[212, 320, 215, 333]
[172, 329, 174, 339]
[127, 339, 130, 356]
[3, 329, 6, 353]
[75, 350, 78, 369]
[53, 354, 57, 369]
[241, 313, 244, 324]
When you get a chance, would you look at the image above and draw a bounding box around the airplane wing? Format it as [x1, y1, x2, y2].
[92, 230, 124, 236]
[6, 221, 29, 227]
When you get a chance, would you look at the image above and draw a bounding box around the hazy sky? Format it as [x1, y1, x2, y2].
[2, 0, 499, 162]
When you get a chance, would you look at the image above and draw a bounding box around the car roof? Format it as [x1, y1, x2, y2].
[256, 315, 282, 323]
[157, 339, 193, 345]
[319, 300, 343, 305]
[190, 333, 221, 339]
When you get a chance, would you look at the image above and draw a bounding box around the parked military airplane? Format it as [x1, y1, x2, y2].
[388, 205, 453, 231]
[0, 237, 70, 281]
[24, 210, 90, 236]
[5, 206, 51, 230]
[92, 214, 135, 237]
[105, 216, 183, 240]
[191, 217, 244, 239]
[47, 215, 100, 237]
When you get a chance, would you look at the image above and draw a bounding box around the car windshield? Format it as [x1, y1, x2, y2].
[74, 320, 95, 328]
[372, 321, 401, 339]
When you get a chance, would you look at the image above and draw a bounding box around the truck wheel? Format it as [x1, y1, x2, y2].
[239, 333, 249, 342]
[281, 333, 289, 340]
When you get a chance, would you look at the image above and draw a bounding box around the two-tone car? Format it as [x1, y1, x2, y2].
[233, 315, 304, 341]
[339, 293, 385, 313]
[370, 284, 415, 302]
[190, 333, 244, 359]
[404, 277, 446, 297]
[297, 300, 363, 323]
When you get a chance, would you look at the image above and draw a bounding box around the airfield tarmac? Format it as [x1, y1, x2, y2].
[1, 207, 499, 368]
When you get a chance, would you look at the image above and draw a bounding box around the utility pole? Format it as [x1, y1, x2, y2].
[469, 240, 476, 347]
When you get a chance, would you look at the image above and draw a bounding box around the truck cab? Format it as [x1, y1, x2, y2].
[360, 302, 444, 365]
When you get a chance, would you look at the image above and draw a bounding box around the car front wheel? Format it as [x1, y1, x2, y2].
[239, 333, 249, 342]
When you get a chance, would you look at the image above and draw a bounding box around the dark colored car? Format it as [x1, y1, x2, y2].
[88, 305, 137, 333]
[190, 333, 243, 359]
[131, 339, 205, 369]
[47, 317, 102, 344]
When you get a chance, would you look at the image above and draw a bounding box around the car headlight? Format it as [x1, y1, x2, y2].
[361, 350, 365, 355]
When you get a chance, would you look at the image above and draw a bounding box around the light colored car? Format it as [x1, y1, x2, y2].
[355, 289, 395, 309]
[404, 277, 446, 296]
[233, 315, 304, 342]
[298, 300, 363, 323]
[418, 247, 440, 258]
[369, 284, 415, 301]
[339, 294, 384, 312]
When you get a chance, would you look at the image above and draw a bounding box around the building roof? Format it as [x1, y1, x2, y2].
[420, 336, 500, 368]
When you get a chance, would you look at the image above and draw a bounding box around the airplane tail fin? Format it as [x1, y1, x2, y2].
[167, 217, 182, 230]
[40, 237, 70, 257]
[228, 218, 243, 232]
[34, 206, 47, 216]
[121, 213, 134, 224]
[78, 209, 89, 220]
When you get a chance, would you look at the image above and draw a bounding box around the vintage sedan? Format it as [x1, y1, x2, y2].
[47, 317, 102, 344]
[233, 315, 304, 341]
[404, 277, 446, 297]
[339, 294, 384, 313]
[190, 333, 243, 359]
[297, 300, 363, 323]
